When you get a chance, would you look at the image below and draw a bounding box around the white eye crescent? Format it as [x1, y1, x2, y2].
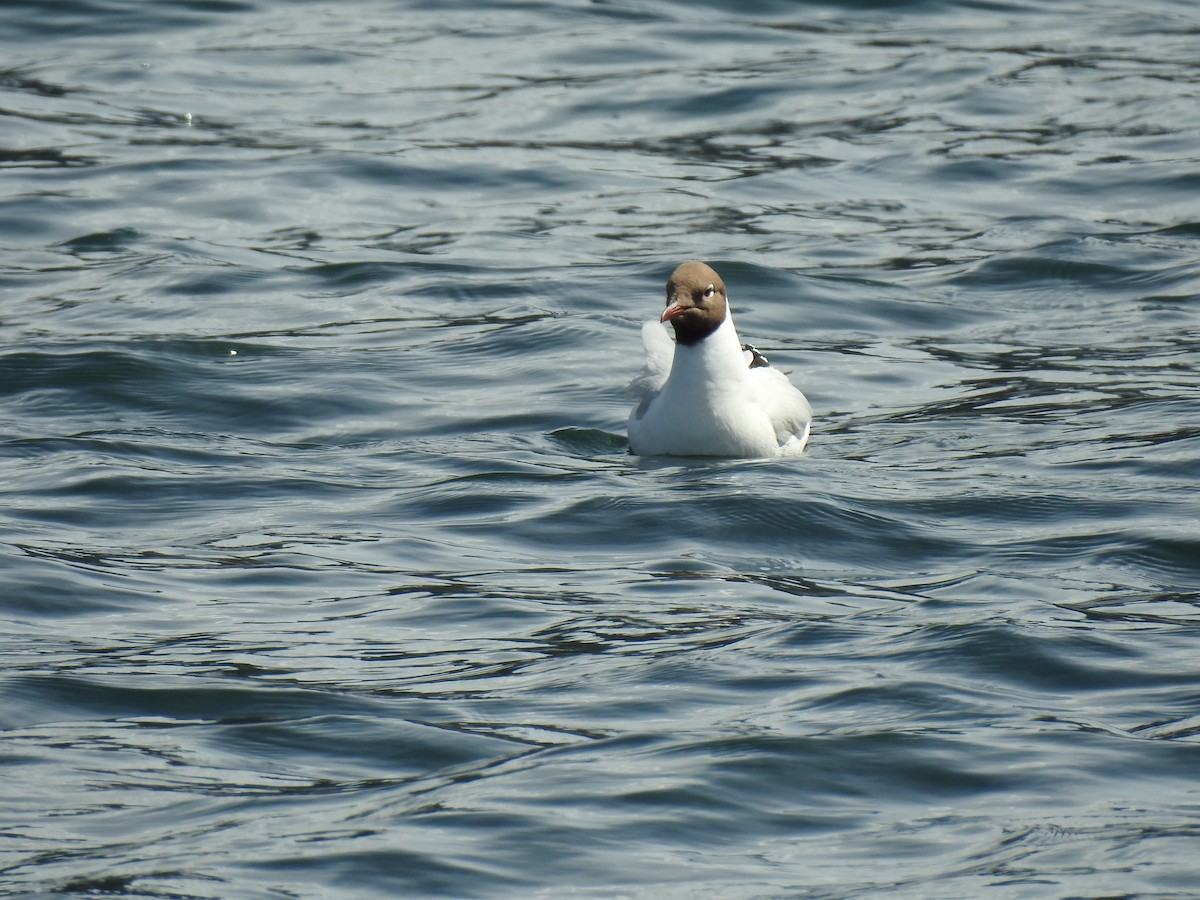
[703, 284, 715, 300]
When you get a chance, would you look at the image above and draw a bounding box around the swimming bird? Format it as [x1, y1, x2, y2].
[627, 261, 812, 458]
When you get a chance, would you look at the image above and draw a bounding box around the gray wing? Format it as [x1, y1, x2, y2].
[626, 320, 674, 415]
[748, 363, 812, 451]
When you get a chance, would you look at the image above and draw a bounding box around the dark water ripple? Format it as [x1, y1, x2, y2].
[3, 0, 1200, 897]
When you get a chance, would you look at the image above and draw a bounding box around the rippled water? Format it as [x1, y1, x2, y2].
[3, 0, 1200, 897]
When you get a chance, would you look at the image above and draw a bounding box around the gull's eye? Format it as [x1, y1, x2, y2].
[702, 284, 715, 300]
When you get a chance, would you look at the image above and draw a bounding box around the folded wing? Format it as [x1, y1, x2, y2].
[748, 365, 812, 453]
[626, 320, 674, 414]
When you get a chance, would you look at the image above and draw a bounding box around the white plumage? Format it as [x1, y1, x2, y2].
[627, 262, 812, 459]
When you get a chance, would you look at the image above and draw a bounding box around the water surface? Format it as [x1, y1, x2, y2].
[2, 0, 1199, 897]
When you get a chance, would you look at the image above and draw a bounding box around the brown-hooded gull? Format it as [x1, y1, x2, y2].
[627, 261, 812, 458]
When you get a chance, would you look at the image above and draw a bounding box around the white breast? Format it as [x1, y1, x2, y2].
[628, 314, 811, 458]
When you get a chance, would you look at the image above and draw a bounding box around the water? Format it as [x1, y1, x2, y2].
[2, 0, 1199, 896]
